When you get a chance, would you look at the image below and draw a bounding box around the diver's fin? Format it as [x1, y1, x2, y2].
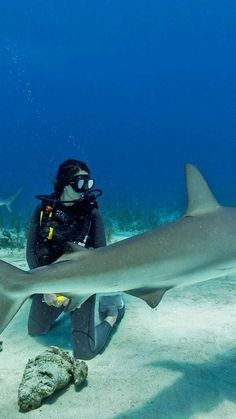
[184, 163, 220, 216]
[125, 287, 172, 308]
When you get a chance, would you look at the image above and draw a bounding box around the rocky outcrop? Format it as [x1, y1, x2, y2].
[18, 346, 88, 412]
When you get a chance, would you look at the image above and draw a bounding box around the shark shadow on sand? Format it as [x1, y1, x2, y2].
[114, 348, 236, 419]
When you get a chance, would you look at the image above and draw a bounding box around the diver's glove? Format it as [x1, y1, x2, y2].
[42, 293, 70, 308]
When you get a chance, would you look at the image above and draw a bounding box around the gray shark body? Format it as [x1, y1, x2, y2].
[1, 164, 236, 334]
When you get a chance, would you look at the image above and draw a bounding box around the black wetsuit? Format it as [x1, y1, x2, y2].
[26, 195, 122, 360]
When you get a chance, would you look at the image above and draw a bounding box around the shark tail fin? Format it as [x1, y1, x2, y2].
[0, 259, 28, 334]
[5, 188, 23, 213]
[184, 164, 220, 216]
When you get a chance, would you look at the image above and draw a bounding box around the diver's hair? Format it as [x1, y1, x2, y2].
[54, 158, 91, 193]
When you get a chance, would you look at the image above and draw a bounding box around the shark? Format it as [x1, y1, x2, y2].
[1, 163, 236, 335]
[0, 188, 22, 213]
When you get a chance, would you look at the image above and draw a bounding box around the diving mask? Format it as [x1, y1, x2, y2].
[69, 175, 95, 193]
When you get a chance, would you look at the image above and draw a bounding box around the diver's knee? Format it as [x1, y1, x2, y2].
[73, 342, 98, 360]
[74, 349, 97, 361]
[72, 333, 97, 360]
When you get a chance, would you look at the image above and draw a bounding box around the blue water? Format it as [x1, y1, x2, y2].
[0, 0, 236, 218]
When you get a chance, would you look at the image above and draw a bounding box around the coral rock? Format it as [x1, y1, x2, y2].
[18, 346, 88, 411]
[73, 359, 88, 387]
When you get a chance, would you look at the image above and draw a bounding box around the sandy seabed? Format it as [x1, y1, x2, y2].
[1, 247, 236, 419]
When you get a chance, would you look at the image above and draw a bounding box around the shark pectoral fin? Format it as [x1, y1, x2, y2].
[0, 293, 27, 334]
[55, 242, 91, 263]
[125, 287, 172, 308]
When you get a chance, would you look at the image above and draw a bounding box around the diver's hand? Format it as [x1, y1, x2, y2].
[42, 293, 70, 308]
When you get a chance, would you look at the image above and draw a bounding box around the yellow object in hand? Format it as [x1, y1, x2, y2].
[56, 295, 65, 303]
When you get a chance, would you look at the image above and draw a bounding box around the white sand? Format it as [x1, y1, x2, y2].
[1, 248, 236, 418]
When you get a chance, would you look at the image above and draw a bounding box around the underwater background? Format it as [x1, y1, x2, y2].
[2, 4, 236, 418]
[0, 0, 236, 232]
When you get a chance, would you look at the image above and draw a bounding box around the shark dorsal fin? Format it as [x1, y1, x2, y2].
[185, 163, 220, 216]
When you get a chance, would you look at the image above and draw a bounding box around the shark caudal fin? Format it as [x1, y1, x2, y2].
[184, 164, 220, 216]
[4, 188, 23, 213]
[0, 259, 28, 334]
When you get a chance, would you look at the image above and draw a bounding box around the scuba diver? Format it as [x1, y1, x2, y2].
[26, 158, 125, 360]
